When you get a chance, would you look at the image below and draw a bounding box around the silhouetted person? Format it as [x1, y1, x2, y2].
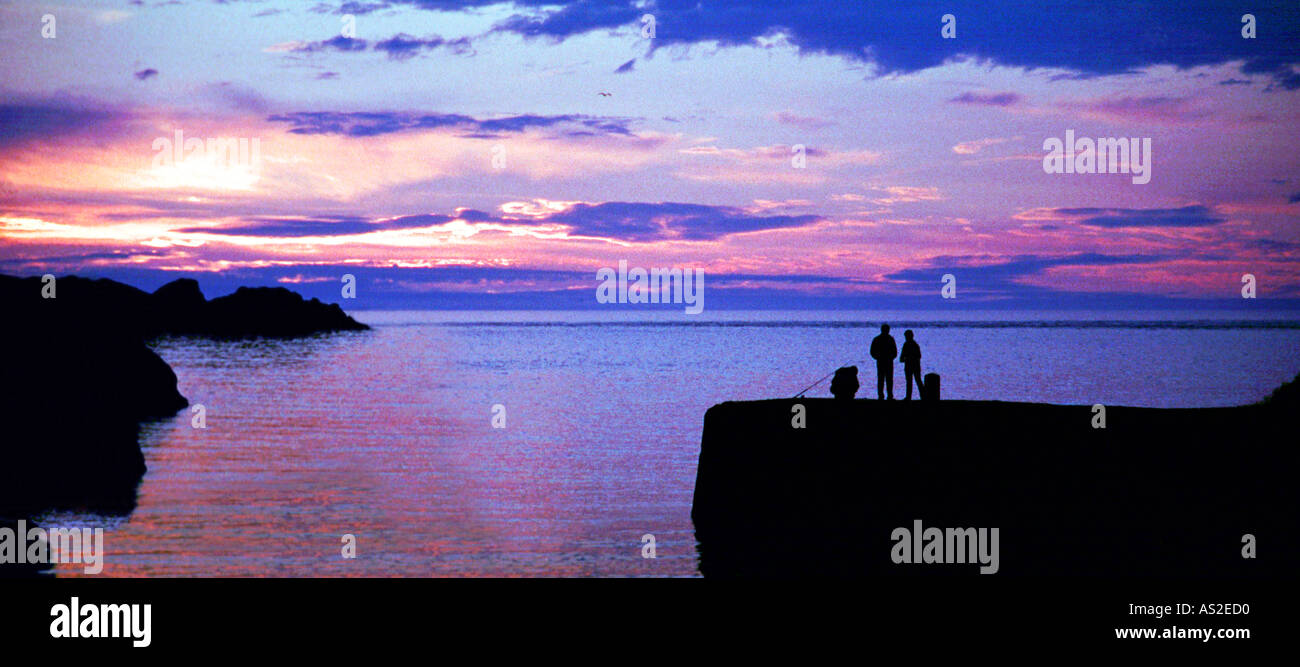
[899, 329, 924, 400]
[830, 366, 859, 400]
[869, 324, 897, 400]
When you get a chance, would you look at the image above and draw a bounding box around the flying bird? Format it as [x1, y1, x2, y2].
[598, 92, 611, 97]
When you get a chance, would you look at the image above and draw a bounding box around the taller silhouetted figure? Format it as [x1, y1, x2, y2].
[899, 329, 924, 400]
[870, 324, 897, 400]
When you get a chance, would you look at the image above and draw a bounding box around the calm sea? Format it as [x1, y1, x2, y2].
[43, 310, 1300, 577]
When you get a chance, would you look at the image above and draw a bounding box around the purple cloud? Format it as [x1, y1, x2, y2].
[374, 33, 473, 60]
[294, 36, 369, 54]
[0, 103, 127, 148]
[310, 2, 392, 15]
[173, 202, 820, 243]
[887, 253, 1171, 297]
[266, 110, 635, 137]
[539, 201, 821, 241]
[1054, 205, 1225, 229]
[773, 111, 835, 130]
[177, 213, 477, 237]
[461, 0, 1300, 89]
[949, 91, 1021, 107]
[291, 32, 472, 61]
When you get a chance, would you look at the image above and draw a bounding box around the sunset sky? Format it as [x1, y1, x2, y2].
[2, 0, 1299, 309]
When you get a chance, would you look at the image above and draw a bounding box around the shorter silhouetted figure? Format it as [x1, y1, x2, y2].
[830, 366, 859, 400]
[869, 324, 897, 400]
[899, 329, 924, 400]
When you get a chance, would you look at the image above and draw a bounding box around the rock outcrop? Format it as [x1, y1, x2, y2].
[0, 274, 368, 340]
[1263, 372, 1300, 406]
[692, 393, 1298, 577]
[0, 325, 184, 516]
[0, 273, 368, 520]
[200, 286, 367, 338]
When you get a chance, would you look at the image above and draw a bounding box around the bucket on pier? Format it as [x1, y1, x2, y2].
[922, 373, 940, 401]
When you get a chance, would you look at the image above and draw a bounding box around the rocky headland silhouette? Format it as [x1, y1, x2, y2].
[0, 274, 368, 529]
